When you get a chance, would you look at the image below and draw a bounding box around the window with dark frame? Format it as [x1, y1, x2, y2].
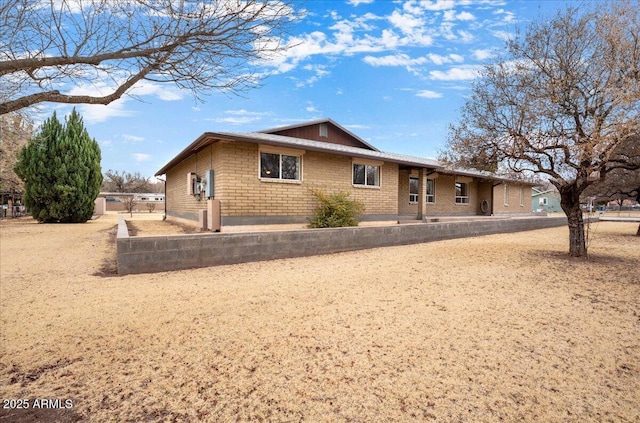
[409, 177, 418, 203]
[260, 152, 300, 181]
[426, 178, 435, 203]
[353, 163, 379, 186]
[455, 182, 469, 204]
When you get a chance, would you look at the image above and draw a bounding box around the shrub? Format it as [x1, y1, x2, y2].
[147, 203, 156, 213]
[308, 189, 365, 228]
[14, 109, 102, 223]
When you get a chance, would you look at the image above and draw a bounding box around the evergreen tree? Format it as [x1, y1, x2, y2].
[14, 109, 102, 223]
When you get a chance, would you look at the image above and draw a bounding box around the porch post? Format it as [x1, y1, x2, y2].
[418, 168, 427, 221]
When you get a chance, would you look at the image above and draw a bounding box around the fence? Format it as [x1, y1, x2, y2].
[116, 216, 569, 275]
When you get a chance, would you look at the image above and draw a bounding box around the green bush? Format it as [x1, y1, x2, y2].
[14, 109, 102, 223]
[308, 189, 365, 228]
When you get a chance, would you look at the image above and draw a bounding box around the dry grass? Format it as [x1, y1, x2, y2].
[1, 215, 639, 422]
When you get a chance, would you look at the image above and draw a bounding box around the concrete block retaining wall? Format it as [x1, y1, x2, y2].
[116, 216, 569, 275]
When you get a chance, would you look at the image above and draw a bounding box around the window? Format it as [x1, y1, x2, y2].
[353, 163, 380, 187]
[539, 197, 548, 206]
[504, 184, 510, 205]
[409, 177, 418, 203]
[426, 178, 435, 203]
[319, 123, 328, 138]
[455, 182, 469, 204]
[260, 152, 300, 181]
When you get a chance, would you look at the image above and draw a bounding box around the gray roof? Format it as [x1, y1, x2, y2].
[222, 131, 442, 168]
[155, 130, 442, 175]
[155, 129, 533, 185]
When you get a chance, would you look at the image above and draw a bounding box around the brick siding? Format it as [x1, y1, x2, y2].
[165, 141, 533, 224]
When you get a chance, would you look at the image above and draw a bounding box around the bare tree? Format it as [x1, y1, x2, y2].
[441, 2, 640, 257]
[122, 196, 137, 217]
[583, 135, 640, 235]
[0, 112, 33, 192]
[102, 169, 150, 193]
[0, 0, 295, 114]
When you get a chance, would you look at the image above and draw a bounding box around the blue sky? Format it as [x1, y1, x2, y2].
[38, 0, 574, 179]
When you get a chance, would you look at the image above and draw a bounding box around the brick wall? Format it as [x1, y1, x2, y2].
[398, 175, 530, 217]
[493, 183, 532, 215]
[165, 144, 223, 221]
[166, 141, 400, 224]
[422, 174, 482, 215]
[164, 141, 533, 224]
[397, 169, 414, 216]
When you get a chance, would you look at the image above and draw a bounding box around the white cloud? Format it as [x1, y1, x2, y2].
[348, 0, 374, 6]
[444, 10, 475, 21]
[305, 102, 319, 113]
[206, 109, 269, 125]
[493, 8, 516, 24]
[416, 90, 443, 98]
[64, 82, 132, 123]
[132, 153, 151, 162]
[78, 100, 133, 124]
[363, 53, 427, 67]
[389, 10, 424, 34]
[128, 81, 183, 101]
[456, 11, 475, 21]
[457, 30, 474, 42]
[420, 0, 456, 11]
[345, 124, 370, 131]
[427, 53, 464, 65]
[429, 65, 481, 80]
[295, 64, 331, 88]
[258, 0, 507, 77]
[491, 30, 513, 42]
[472, 49, 494, 60]
[123, 134, 144, 142]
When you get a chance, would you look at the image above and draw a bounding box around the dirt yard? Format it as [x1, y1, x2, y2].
[1, 214, 638, 422]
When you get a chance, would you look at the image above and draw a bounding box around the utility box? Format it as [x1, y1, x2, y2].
[207, 199, 221, 232]
[204, 169, 215, 198]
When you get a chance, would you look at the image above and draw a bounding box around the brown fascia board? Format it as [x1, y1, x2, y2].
[438, 167, 538, 185]
[154, 132, 226, 176]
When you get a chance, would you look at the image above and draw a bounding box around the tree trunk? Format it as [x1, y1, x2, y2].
[566, 206, 586, 256]
[636, 223, 640, 236]
[560, 188, 587, 257]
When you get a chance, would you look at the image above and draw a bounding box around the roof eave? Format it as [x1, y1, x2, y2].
[155, 132, 230, 176]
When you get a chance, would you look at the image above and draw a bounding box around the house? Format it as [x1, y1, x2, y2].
[155, 119, 533, 228]
[531, 187, 562, 213]
[94, 192, 165, 214]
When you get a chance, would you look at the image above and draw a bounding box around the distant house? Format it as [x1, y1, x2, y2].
[95, 192, 165, 214]
[531, 187, 562, 213]
[155, 119, 534, 227]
